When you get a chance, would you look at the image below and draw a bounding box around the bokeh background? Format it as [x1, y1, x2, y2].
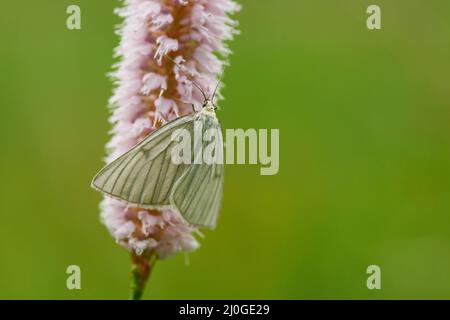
[1, 0, 450, 299]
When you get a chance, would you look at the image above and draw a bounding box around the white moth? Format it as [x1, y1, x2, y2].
[92, 64, 224, 229]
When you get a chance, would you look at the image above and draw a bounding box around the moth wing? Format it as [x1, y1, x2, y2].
[91, 114, 195, 207]
[171, 115, 224, 229]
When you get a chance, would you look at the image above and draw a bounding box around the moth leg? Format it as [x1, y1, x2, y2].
[191, 104, 196, 113]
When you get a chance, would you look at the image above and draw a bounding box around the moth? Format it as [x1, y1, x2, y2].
[92, 62, 224, 229]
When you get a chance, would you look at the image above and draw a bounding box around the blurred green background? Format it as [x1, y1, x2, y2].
[1, 0, 450, 299]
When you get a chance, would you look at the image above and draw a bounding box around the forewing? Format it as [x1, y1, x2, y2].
[91, 114, 195, 207]
[171, 115, 224, 228]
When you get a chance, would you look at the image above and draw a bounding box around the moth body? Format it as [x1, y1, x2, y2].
[92, 105, 224, 229]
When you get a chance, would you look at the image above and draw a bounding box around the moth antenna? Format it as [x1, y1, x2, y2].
[211, 68, 224, 104]
[164, 54, 208, 102]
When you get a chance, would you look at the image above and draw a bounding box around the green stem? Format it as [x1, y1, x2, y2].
[130, 251, 156, 300]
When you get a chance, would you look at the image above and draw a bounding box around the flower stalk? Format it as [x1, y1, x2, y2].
[130, 251, 157, 300]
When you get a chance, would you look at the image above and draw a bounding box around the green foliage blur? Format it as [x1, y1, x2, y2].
[1, 0, 450, 299]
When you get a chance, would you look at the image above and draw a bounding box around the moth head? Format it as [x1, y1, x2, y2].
[203, 99, 217, 112]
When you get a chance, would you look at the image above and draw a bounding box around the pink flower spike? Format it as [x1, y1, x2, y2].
[100, 0, 240, 299]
